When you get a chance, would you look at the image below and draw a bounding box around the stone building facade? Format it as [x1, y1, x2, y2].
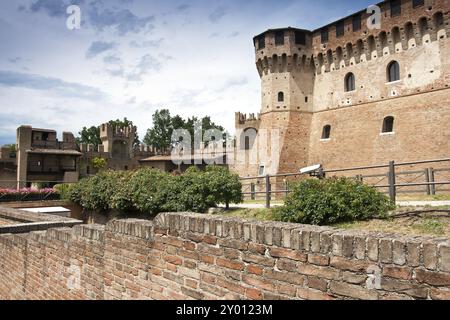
[232, 0, 450, 178]
[0, 123, 156, 189]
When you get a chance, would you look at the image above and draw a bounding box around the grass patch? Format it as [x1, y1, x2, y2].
[212, 208, 280, 221]
[412, 218, 445, 236]
[217, 207, 450, 238]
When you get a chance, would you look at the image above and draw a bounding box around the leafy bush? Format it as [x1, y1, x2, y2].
[278, 177, 395, 225]
[54, 184, 74, 201]
[204, 166, 243, 209]
[66, 166, 243, 215]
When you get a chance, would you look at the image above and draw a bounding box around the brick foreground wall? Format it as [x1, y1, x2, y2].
[0, 212, 449, 300]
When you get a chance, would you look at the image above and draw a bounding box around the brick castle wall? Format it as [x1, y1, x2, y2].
[0, 212, 449, 300]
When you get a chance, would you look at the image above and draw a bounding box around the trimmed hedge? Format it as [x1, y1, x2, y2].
[65, 166, 243, 216]
[278, 177, 395, 225]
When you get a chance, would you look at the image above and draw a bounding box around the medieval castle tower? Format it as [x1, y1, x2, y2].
[232, 0, 450, 178]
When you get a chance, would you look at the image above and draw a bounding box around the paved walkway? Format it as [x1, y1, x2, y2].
[397, 201, 450, 207]
[221, 201, 450, 209]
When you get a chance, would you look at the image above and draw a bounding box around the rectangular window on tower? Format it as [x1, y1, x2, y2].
[336, 21, 345, 37]
[258, 36, 265, 49]
[321, 28, 329, 44]
[391, 0, 401, 17]
[295, 31, 306, 45]
[275, 31, 284, 45]
[352, 14, 361, 32]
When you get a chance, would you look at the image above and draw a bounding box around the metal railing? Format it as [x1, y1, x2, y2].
[240, 158, 450, 208]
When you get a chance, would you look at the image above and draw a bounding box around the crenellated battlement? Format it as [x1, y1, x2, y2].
[235, 112, 261, 128]
[100, 123, 136, 140]
[312, 7, 449, 75]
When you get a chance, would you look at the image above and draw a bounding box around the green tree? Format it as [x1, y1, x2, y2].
[76, 126, 102, 147]
[143, 109, 174, 152]
[144, 109, 226, 151]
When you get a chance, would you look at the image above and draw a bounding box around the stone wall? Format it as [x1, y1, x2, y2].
[0, 212, 449, 300]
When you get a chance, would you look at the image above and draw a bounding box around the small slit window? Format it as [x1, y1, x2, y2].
[345, 73, 355, 92]
[382, 116, 395, 133]
[275, 31, 284, 46]
[278, 92, 284, 102]
[387, 61, 400, 82]
[322, 125, 331, 140]
[244, 136, 250, 150]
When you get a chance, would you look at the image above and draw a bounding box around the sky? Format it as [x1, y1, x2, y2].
[0, 0, 375, 145]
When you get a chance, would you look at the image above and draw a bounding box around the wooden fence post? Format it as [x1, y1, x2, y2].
[425, 168, 431, 195]
[429, 168, 436, 195]
[265, 175, 271, 209]
[251, 183, 256, 200]
[388, 161, 396, 203]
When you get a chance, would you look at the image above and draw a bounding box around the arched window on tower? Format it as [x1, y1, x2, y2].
[382, 116, 395, 133]
[321, 125, 331, 140]
[345, 73, 355, 92]
[387, 61, 400, 82]
[278, 92, 284, 102]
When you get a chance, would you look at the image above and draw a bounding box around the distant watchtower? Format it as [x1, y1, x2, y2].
[252, 27, 315, 174]
[99, 123, 136, 160]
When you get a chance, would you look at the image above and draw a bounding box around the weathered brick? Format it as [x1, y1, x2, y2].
[243, 275, 276, 291]
[307, 277, 328, 292]
[277, 283, 297, 297]
[245, 288, 263, 300]
[242, 253, 275, 267]
[332, 233, 343, 256]
[297, 264, 340, 280]
[342, 272, 367, 285]
[248, 243, 266, 255]
[330, 281, 378, 300]
[308, 254, 330, 266]
[354, 236, 366, 260]
[415, 268, 450, 286]
[367, 237, 379, 262]
[216, 258, 245, 271]
[320, 231, 333, 254]
[423, 242, 438, 270]
[269, 247, 307, 262]
[297, 288, 334, 300]
[330, 256, 372, 273]
[264, 270, 305, 286]
[380, 278, 428, 299]
[382, 266, 412, 280]
[393, 239, 406, 266]
[379, 239, 393, 264]
[438, 242, 450, 272]
[276, 259, 298, 272]
[430, 288, 450, 300]
[246, 265, 264, 276]
[406, 241, 421, 267]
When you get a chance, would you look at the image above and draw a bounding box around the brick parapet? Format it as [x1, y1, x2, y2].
[1, 212, 450, 300]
